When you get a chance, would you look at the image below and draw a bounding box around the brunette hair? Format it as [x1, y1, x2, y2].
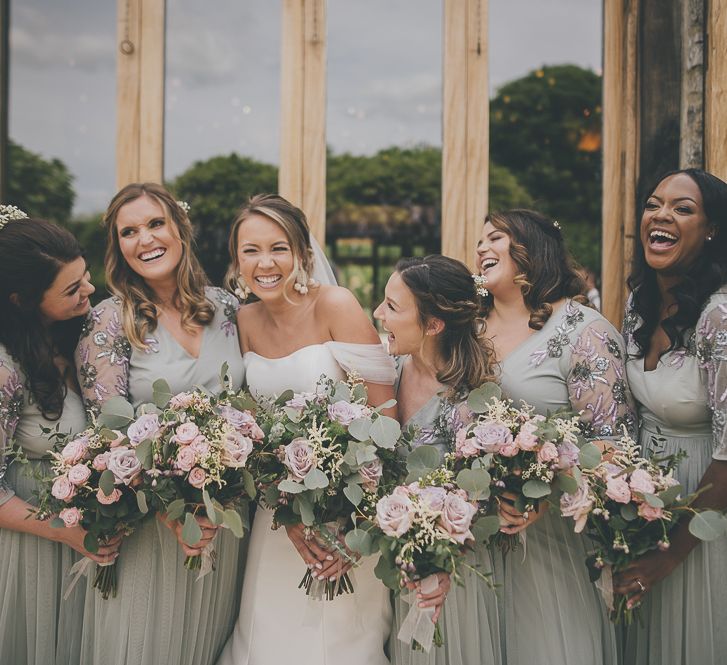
[224, 194, 316, 300]
[396, 255, 496, 396]
[103, 183, 213, 349]
[0, 218, 85, 419]
[483, 209, 587, 329]
[628, 168, 727, 357]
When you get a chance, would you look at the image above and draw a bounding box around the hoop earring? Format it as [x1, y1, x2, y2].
[234, 275, 251, 301]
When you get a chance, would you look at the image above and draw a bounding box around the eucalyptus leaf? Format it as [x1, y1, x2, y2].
[219, 361, 230, 389]
[351, 383, 368, 403]
[466, 383, 502, 414]
[50, 516, 65, 529]
[202, 489, 219, 525]
[242, 468, 256, 500]
[165, 498, 185, 521]
[84, 531, 99, 554]
[275, 390, 295, 406]
[230, 393, 258, 412]
[303, 468, 329, 490]
[556, 472, 579, 495]
[296, 496, 315, 526]
[136, 490, 149, 514]
[181, 512, 203, 546]
[135, 439, 153, 470]
[283, 406, 303, 423]
[620, 503, 638, 521]
[345, 528, 375, 556]
[333, 384, 352, 403]
[643, 493, 665, 508]
[278, 479, 305, 494]
[373, 398, 397, 413]
[343, 481, 364, 507]
[98, 396, 134, 428]
[374, 555, 401, 591]
[456, 468, 492, 494]
[152, 378, 173, 409]
[369, 415, 401, 449]
[471, 515, 501, 543]
[355, 444, 378, 465]
[689, 510, 727, 541]
[658, 484, 683, 505]
[405, 445, 441, 482]
[578, 442, 602, 470]
[522, 479, 552, 499]
[349, 417, 372, 442]
[98, 469, 116, 497]
[224, 508, 245, 538]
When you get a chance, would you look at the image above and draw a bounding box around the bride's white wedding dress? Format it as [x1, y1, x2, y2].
[217, 341, 396, 665]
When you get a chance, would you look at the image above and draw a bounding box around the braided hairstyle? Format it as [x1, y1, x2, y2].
[483, 209, 587, 329]
[396, 255, 496, 396]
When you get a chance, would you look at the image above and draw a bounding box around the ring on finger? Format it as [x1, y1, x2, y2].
[636, 579, 646, 593]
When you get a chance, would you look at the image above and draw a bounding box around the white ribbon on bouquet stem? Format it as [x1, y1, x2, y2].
[63, 556, 114, 600]
[397, 573, 439, 653]
[595, 563, 615, 611]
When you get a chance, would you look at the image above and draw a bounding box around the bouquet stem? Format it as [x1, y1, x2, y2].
[185, 554, 202, 571]
[298, 567, 354, 600]
[413, 622, 444, 651]
[93, 562, 118, 600]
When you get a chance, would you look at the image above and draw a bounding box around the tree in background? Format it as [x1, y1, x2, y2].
[8, 140, 75, 223]
[490, 64, 602, 270]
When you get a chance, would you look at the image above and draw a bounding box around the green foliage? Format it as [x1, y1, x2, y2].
[8, 141, 75, 223]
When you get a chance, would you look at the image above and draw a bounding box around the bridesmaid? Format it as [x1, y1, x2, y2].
[74, 183, 245, 665]
[475, 209, 636, 665]
[0, 210, 118, 665]
[373, 255, 502, 665]
[613, 169, 727, 664]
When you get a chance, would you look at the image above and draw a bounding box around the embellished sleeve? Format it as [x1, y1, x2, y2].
[696, 295, 727, 460]
[327, 341, 397, 385]
[0, 354, 23, 506]
[74, 298, 132, 417]
[566, 316, 637, 440]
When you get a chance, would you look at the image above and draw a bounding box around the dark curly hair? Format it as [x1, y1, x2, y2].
[0, 218, 85, 419]
[627, 168, 727, 358]
[396, 255, 496, 395]
[481, 209, 587, 329]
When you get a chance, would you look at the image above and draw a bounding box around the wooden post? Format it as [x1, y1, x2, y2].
[115, 0, 165, 189]
[706, 0, 727, 181]
[601, 0, 638, 327]
[279, 0, 327, 246]
[442, 0, 488, 269]
[0, 0, 9, 204]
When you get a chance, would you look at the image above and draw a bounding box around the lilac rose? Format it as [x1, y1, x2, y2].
[438, 490, 477, 544]
[327, 401, 371, 426]
[605, 475, 631, 503]
[51, 475, 76, 502]
[221, 430, 254, 467]
[408, 483, 447, 512]
[283, 438, 317, 480]
[127, 414, 162, 447]
[629, 468, 656, 495]
[67, 463, 92, 486]
[556, 440, 580, 471]
[376, 491, 414, 537]
[560, 478, 594, 533]
[60, 435, 89, 464]
[359, 458, 383, 490]
[106, 446, 142, 486]
[173, 422, 199, 445]
[472, 421, 513, 453]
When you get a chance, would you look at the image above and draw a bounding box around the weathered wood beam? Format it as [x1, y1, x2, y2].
[706, 0, 727, 181]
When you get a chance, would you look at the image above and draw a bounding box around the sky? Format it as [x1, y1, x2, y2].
[9, 0, 602, 215]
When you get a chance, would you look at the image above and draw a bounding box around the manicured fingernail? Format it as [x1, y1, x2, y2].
[329, 576, 336, 581]
[326, 555, 333, 561]
[315, 563, 322, 569]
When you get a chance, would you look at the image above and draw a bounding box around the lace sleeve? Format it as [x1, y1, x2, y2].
[566, 316, 637, 440]
[0, 354, 23, 506]
[74, 298, 132, 416]
[326, 341, 396, 385]
[697, 296, 727, 460]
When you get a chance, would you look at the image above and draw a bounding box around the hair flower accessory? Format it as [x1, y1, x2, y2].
[553, 220, 561, 231]
[176, 200, 191, 214]
[0, 204, 29, 232]
[472, 274, 489, 297]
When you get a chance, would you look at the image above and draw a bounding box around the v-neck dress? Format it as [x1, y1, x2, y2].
[0, 345, 88, 665]
[494, 300, 636, 665]
[74, 287, 246, 665]
[389, 357, 502, 665]
[621, 289, 727, 665]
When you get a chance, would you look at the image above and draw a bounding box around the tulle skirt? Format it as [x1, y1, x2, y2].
[0, 460, 86, 665]
[621, 424, 727, 665]
[78, 511, 246, 665]
[390, 545, 502, 665]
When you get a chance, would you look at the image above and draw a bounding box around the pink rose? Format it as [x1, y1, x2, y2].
[92, 453, 109, 471]
[438, 490, 477, 544]
[283, 438, 316, 480]
[106, 446, 142, 485]
[499, 441, 520, 457]
[188, 467, 207, 489]
[59, 507, 82, 527]
[471, 421, 513, 454]
[97, 487, 122, 505]
[359, 458, 383, 490]
[285, 392, 316, 410]
[537, 441, 559, 464]
[190, 436, 210, 457]
[556, 440, 580, 470]
[221, 430, 253, 467]
[560, 478, 594, 533]
[638, 502, 664, 521]
[629, 469, 656, 495]
[605, 475, 631, 503]
[514, 421, 540, 451]
[109, 430, 125, 448]
[454, 428, 479, 458]
[61, 436, 89, 464]
[218, 406, 265, 441]
[127, 414, 162, 447]
[174, 422, 200, 445]
[175, 446, 197, 472]
[327, 401, 371, 426]
[51, 475, 76, 502]
[67, 463, 92, 486]
[169, 391, 195, 409]
[408, 483, 447, 512]
[376, 491, 414, 537]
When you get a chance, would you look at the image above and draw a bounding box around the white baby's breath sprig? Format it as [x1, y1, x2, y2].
[472, 273, 489, 297]
[176, 200, 191, 214]
[0, 204, 29, 232]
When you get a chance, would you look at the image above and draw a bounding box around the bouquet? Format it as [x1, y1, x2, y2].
[114, 377, 263, 574]
[346, 464, 487, 652]
[452, 382, 586, 551]
[33, 423, 148, 599]
[252, 373, 404, 600]
[560, 428, 727, 623]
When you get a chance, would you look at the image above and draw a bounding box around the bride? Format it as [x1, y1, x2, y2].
[217, 194, 397, 665]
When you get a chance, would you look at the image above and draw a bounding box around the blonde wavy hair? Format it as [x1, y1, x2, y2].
[483, 209, 588, 330]
[104, 182, 213, 349]
[224, 194, 317, 301]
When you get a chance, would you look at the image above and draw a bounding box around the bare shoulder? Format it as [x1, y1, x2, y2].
[314, 285, 379, 344]
[314, 284, 361, 313]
